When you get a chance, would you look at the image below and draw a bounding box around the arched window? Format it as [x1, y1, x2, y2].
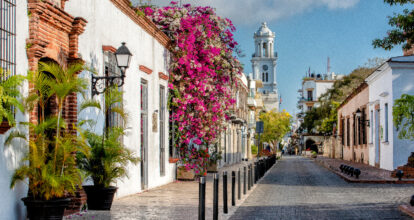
[262, 72, 265, 81]
[266, 72, 268, 82]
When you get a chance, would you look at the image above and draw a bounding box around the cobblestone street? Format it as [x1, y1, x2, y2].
[230, 156, 414, 220]
[65, 161, 255, 220]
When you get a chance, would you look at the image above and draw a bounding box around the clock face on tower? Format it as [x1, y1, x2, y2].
[263, 65, 268, 71]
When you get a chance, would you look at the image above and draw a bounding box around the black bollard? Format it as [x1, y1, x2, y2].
[238, 168, 241, 200]
[223, 171, 228, 214]
[232, 171, 236, 206]
[254, 162, 258, 183]
[251, 164, 254, 186]
[248, 165, 251, 190]
[354, 168, 361, 179]
[213, 173, 218, 220]
[198, 177, 206, 220]
[396, 170, 404, 181]
[243, 166, 247, 195]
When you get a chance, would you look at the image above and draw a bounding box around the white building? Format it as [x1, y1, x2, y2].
[65, 0, 175, 197]
[366, 55, 414, 171]
[251, 22, 279, 112]
[0, 0, 175, 219]
[298, 72, 344, 114]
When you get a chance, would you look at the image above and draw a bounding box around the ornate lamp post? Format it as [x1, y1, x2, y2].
[91, 42, 132, 96]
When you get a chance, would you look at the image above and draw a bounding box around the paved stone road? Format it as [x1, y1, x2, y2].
[230, 156, 414, 220]
[65, 161, 255, 220]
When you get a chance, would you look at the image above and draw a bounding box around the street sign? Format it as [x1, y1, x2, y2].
[256, 121, 264, 134]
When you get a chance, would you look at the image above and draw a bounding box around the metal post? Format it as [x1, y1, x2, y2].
[232, 171, 236, 206]
[198, 177, 205, 220]
[254, 162, 258, 183]
[248, 165, 251, 190]
[243, 166, 246, 195]
[258, 133, 261, 155]
[238, 168, 241, 200]
[223, 171, 228, 214]
[213, 173, 219, 220]
[252, 163, 256, 185]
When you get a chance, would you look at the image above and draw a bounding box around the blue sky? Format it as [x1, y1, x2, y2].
[135, 0, 406, 114]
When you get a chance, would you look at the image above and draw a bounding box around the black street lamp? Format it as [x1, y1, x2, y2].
[355, 108, 370, 127]
[91, 42, 132, 96]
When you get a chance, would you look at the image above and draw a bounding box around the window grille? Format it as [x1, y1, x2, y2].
[160, 85, 165, 176]
[104, 51, 123, 129]
[385, 103, 388, 142]
[0, 0, 16, 79]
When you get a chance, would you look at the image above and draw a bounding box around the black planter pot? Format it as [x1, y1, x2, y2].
[22, 197, 70, 220]
[83, 185, 118, 210]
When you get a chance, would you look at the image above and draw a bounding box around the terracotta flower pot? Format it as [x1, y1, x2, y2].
[169, 158, 179, 163]
[207, 162, 218, 173]
[177, 167, 195, 180]
[0, 121, 11, 134]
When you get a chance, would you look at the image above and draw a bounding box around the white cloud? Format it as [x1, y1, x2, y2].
[133, 0, 359, 26]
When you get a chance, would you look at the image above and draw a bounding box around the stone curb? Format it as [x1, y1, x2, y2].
[314, 158, 414, 184]
[399, 205, 414, 218]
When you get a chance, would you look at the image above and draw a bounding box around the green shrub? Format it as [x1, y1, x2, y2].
[251, 144, 258, 155]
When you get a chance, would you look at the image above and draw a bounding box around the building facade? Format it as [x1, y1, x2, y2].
[337, 83, 369, 164]
[65, 0, 175, 197]
[219, 74, 249, 166]
[366, 55, 414, 171]
[251, 22, 279, 112]
[298, 72, 343, 114]
[0, 0, 175, 218]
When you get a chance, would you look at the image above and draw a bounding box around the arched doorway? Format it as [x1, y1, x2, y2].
[305, 139, 318, 153]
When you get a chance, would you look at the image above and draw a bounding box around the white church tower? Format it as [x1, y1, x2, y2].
[251, 22, 279, 112]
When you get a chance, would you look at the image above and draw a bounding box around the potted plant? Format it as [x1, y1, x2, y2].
[8, 62, 89, 220]
[207, 145, 222, 173]
[311, 150, 317, 158]
[77, 87, 139, 210]
[177, 140, 210, 179]
[0, 67, 24, 134]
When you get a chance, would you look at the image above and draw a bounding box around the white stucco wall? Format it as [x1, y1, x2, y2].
[367, 65, 393, 170]
[391, 65, 414, 169]
[368, 60, 414, 171]
[0, 1, 30, 219]
[65, 0, 175, 198]
[315, 81, 334, 100]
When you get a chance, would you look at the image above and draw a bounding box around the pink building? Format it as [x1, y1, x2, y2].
[337, 83, 369, 164]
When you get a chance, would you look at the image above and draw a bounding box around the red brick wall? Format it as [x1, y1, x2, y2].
[26, 0, 86, 134]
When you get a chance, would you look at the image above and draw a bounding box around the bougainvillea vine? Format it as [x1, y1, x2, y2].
[141, 2, 243, 174]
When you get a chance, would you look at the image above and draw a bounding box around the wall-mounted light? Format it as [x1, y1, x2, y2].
[91, 42, 132, 96]
[356, 108, 370, 127]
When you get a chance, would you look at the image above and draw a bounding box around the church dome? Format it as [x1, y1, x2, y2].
[255, 22, 273, 36]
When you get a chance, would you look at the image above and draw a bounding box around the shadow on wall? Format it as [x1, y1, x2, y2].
[0, 126, 28, 220]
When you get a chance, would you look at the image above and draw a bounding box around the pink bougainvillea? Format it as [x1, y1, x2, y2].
[142, 2, 242, 173]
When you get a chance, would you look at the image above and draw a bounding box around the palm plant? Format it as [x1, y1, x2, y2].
[8, 61, 90, 201]
[77, 87, 139, 188]
[37, 62, 88, 170]
[0, 67, 24, 126]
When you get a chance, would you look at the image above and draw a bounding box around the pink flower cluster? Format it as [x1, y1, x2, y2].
[144, 2, 243, 172]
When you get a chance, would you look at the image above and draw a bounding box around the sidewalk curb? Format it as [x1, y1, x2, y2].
[399, 205, 414, 218]
[221, 159, 280, 220]
[314, 159, 414, 184]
